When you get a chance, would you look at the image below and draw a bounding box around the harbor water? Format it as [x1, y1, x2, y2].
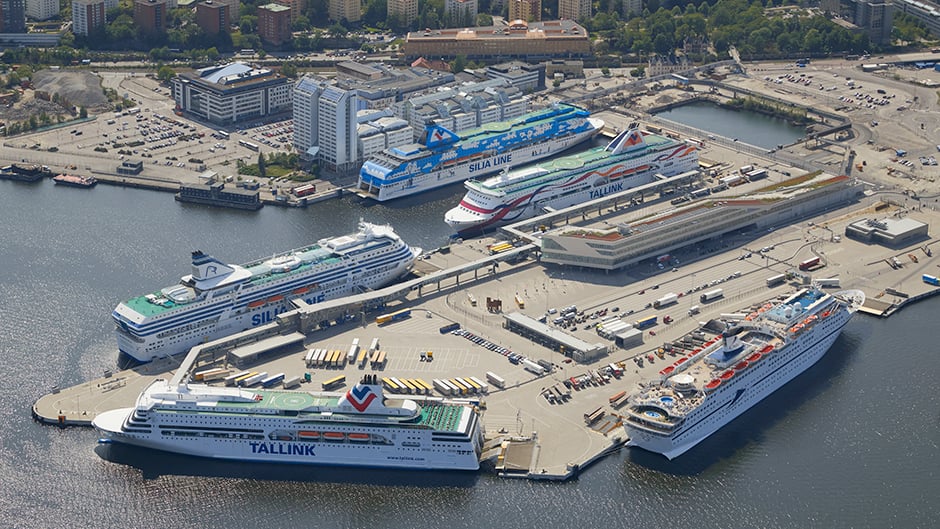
[654, 100, 806, 150]
[1, 180, 938, 529]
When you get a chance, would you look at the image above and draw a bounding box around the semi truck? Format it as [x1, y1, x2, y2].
[653, 293, 678, 309]
[815, 277, 841, 288]
[766, 273, 787, 287]
[634, 315, 658, 329]
[923, 274, 940, 286]
[523, 359, 546, 376]
[700, 288, 724, 303]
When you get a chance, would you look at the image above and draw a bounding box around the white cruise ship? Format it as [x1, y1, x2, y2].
[624, 287, 864, 460]
[93, 375, 484, 471]
[112, 222, 421, 363]
[358, 103, 603, 202]
[444, 126, 699, 235]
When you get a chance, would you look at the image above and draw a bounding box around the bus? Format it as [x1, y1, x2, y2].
[376, 309, 410, 325]
[514, 294, 525, 309]
[238, 139, 259, 151]
[217, 130, 229, 140]
[799, 256, 821, 271]
[292, 184, 316, 197]
[322, 375, 346, 390]
[487, 242, 513, 254]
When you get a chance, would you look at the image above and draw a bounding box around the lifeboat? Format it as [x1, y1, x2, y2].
[348, 433, 370, 442]
[704, 379, 722, 391]
[247, 299, 266, 308]
[720, 370, 735, 380]
[322, 432, 345, 441]
[747, 352, 763, 363]
[676, 357, 688, 364]
[760, 344, 774, 354]
[660, 366, 675, 376]
[734, 361, 749, 371]
[298, 431, 320, 440]
[267, 294, 285, 303]
[293, 286, 310, 295]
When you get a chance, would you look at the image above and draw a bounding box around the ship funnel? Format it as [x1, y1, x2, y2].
[605, 128, 646, 155]
[191, 251, 236, 281]
[722, 330, 744, 354]
[424, 124, 460, 149]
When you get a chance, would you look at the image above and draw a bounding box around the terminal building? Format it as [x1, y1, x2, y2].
[844, 217, 928, 246]
[172, 62, 293, 125]
[403, 20, 591, 61]
[502, 312, 608, 362]
[537, 174, 860, 271]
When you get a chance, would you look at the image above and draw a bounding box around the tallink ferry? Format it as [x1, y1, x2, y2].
[94, 375, 484, 471]
[358, 103, 603, 201]
[112, 222, 421, 363]
[444, 125, 699, 235]
[624, 287, 864, 460]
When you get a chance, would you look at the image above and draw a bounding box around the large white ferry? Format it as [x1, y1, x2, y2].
[112, 222, 421, 363]
[93, 375, 484, 471]
[624, 287, 864, 460]
[358, 103, 603, 201]
[444, 126, 699, 235]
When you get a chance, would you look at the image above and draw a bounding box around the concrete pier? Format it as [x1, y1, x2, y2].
[32, 191, 940, 478]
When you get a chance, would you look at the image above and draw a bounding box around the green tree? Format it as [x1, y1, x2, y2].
[257, 152, 266, 178]
[157, 65, 175, 82]
[281, 62, 298, 78]
[79, 106, 88, 118]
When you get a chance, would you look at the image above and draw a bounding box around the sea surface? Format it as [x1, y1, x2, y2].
[1, 176, 938, 529]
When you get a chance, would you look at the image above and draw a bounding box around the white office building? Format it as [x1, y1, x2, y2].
[26, 0, 58, 20]
[171, 62, 293, 125]
[291, 76, 359, 173]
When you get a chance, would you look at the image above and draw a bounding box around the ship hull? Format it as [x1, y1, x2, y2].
[95, 408, 481, 471]
[626, 305, 854, 460]
[446, 156, 698, 236]
[364, 125, 601, 202]
[115, 256, 416, 363]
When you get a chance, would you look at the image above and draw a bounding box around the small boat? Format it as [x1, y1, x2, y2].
[347, 433, 370, 442]
[293, 286, 310, 295]
[734, 361, 749, 371]
[660, 366, 675, 376]
[704, 379, 721, 391]
[748, 352, 764, 363]
[267, 294, 285, 303]
[719, 370, 735, 380]
[247, 300, 266, 308]
[322, 432, 345, 441]
[297, 431, 320, 439]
